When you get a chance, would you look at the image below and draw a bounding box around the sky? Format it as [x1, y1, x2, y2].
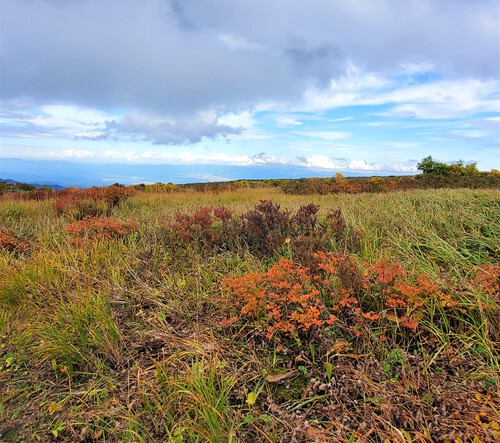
[1, 0, 499, 182]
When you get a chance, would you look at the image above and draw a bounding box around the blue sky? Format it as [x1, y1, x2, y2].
[1, 0, 499, 181]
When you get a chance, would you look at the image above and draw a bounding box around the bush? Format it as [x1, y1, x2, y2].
[67, 216, 137, 244]
[217, 254, 460, 349]
[170, 201, 358, 260]
[53, 185, 135, 219]
[0, 227, 29, 252]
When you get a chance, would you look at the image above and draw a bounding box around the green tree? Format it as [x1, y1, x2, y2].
[417, 156, 450, 175]
[417, 156, 479, 176]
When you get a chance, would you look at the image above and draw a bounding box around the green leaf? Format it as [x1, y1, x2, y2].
[243, 413, 257, 423]
[324, 361, 333, 382]
[259, 414, 271, 423]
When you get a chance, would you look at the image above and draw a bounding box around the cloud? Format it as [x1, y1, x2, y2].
[5, 144, 417, 174]
[0, 102, 242, 145]
[59, 149, 93, 159]
[386, 163, 418, 173]
[2, 0, 498, 119]
[329, 117, 352, 122]
[300, 66, 500, 119]
[1, 0, 498, 169]
[217, 33, 263, 51]
[299, 155, 342, 169]
[295, 130, 351, 141]
[348, 159, 382, 171]
[274, 115, 304, 127]
[399, 62, 436, 75]
[217, 111, 255, 130]
[101, 111, 241, 145]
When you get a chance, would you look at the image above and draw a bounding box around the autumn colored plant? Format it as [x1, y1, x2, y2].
[170, 201, 358, 261]
[471, 264, 500, 297]
[171, 205, 237, 251]
[239, 200, 293, 257]
[0, 226, 29, 252]
[219, 258, 336, 342]
[67, 216, 137, 243]
[53, 185, 135, 219]
[218, 253, 462, 348]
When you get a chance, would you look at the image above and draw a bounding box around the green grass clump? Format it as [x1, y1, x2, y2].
[28, 289, 123, 375]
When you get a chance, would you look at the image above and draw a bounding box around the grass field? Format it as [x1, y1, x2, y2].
[1, 187, 499, 442]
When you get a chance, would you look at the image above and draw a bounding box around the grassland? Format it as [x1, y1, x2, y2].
[0, 186, 499, 442]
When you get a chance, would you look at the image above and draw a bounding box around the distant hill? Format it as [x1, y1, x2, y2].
[0, 158, 402, 189]
[0, 177, 65, 190]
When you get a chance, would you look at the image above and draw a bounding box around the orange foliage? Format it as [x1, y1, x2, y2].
[53, 185, 135, 217]
[67, 216, 137, 243]
[218, 253, 460, 346]
[472, 264, 500, 298]
[221, 258, 333, 340]
[0, 227, 29, 252]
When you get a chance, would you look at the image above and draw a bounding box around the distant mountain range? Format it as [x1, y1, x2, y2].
[0, 157, 399, 189]
[0, 177, 66, 190]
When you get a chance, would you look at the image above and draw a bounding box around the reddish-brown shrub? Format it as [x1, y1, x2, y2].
[67, 216, 137, 242]
[220, 258, 335, 342]
[218, 253, 457, 347]
[170, 201, 359, 260]
[471, 264, 500, 297]
[0, 227, 29, 252]
[240, 200, 291, 257]
[53, 185, 135, 219]
[171, 206, 237, 251]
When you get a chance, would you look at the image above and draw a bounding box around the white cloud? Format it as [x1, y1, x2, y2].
[60, 149, 92, 158]
[302, 155, 342, 169]
[274, 116, 304, 127]
[0, 103, 118, 139]
[348, 159, 382, 171]
[383, 80, 500, 119]
[329, 117, 352, 122]
[217, 111, 255, 129]
[386, 162, 418, 173]
[295, 130, 351, 140]
[0, 106, 243, 145]
[452, 130, 491, 138]
[399, 62, 435, 75]
[300, 65, 500, 120]
[217, 33, 263, 51]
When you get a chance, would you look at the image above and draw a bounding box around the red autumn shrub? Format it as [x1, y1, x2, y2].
[67, 216, 137, 242]
[0, 227, 29, 252]
[170, 201, 358, 260]
[220, 258, 336, 342]
[171, 206, 236, 250]
[53, 185, 135, 218]
[471, 264, 500, 297]
[218, 253, 458, 346]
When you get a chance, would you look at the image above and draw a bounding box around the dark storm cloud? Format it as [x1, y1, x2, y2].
[1, 0, 499, 142]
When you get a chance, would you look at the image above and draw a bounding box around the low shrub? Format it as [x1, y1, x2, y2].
[218, 253, 461, 350]
[0, 227, 29, 252]
[170, 200, 358, 260]
[67, 216, 137, 244]
[53, 185, 135, 219]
